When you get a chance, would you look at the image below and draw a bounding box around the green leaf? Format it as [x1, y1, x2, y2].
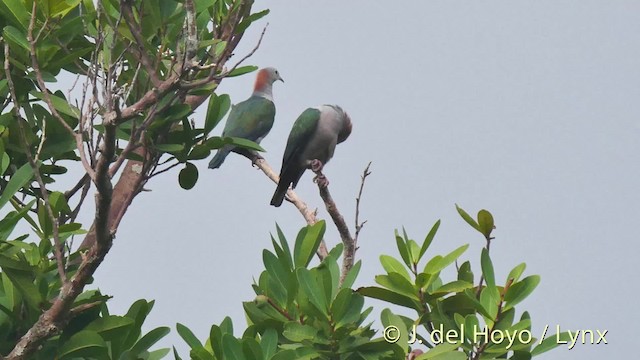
[455, 204, 480, 232]
[237, 9, 270, 33]
[423, 244, 468, 276]
[331, 288, 364, 328]
[531, 332, 571, 356]
[177, 322, 202, 349]
[261, 250, 289, 303]
[439, 244, 470, 272]
[506, 263, 526, 284]
[479, 286, 500, 324]
[457, 261, 474, 284]
[48, 191, 71, 215]
[380, 255, 411, 281]
[148, 348, 171, 360]
[419, 350, 467, 360]
[296, 268, 328, 316]
[85, 315, 134, 340]
[340, 260, 361, 290]
[188, 144, 211, 160]
[3, 25, 29, 50]
[165, 104, 193, 122]
[226, 137, 265, 152]
[380, 309, 408, 353]
[293, 220, 325, 268]
[1, 268, 42, 310]
[49, 0, 81, 17]
[260, 328, 277, 359]
[395, 232, 411, 267]
[275, 224, 294, 270]
[30, 91, 80, 118]
[419, 219, 440, 261]
[58, 330, 107, 359]
[121, 300, 154, 351]
[188, 80, 218, 96]
[375, 273, 419, 300]
[222, 333, 246, 360]
[0, 162, 35, 210]
[0, 152, 10, 175]
[130, 327, 171, 356]
[431, 280, 473, 295]
[416, 343, 462, 359]
[227, 65, 258, 77]
[155, 143, 185, 153]
[205, 94, 231, 135]
[38, 200, 52, 237]
[283, 322, 317, 342]
[407, 239, 421, 265]
[504, 275, 540, 311]
[0, 199, 35, 241]
[0, 0, 29, 29]
[178, 162, 199, 190]
[480, 248, 495, 288]
[357, 286, 418, 309]
[477, 209, 494, 238]
[463, 315, 480, 343]
[424, 255, 443, 275]
[59, 222, 84, 234]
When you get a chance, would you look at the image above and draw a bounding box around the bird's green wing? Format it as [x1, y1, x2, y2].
[281, 107, 321, 166]
[221, 96, 276, 142]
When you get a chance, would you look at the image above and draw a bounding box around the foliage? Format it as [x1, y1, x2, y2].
[175, 208, 566, 359]
[358, 207, 568, 359]
[175, 221, 404, 360]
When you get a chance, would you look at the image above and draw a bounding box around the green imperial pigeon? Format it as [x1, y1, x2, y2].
[208, 67, 284, 169]
[270, 105, 352, 207]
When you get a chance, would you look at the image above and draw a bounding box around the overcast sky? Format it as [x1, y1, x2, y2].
[84, 1, 638, 358]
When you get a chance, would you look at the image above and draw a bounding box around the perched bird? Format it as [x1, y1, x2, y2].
[208, 67, 284, 169]
[270, 105, 352, 207]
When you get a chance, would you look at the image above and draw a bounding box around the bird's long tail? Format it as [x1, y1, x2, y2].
[270, 180, 289, 207]
[208, 146, 233, 169]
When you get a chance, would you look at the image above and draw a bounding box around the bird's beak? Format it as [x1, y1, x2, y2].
[278, 75, 284, 83]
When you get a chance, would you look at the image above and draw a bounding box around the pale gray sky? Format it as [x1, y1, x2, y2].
[87, 1, 638, 358]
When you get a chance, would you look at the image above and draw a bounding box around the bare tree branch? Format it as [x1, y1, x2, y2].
[251, 158, 373, 274]
[252, 157, 329, 259]
[120, 0, 162, 87]
[310, 166, 356, 284]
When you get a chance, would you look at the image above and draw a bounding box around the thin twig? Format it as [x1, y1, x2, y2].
[217, 24, 268, 79]
[148, 161, 181, 178]
[354, 162, 372, 248]
[65, 179, 91, 225]
[64, 174, 91, 200]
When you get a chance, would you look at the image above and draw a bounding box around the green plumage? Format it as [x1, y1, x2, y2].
[208, 96, 276, 169]
[222, 96, 275, 139]
[280, 108, 321, 179]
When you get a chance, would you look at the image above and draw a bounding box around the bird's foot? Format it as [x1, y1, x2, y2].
[313, 174, 329, 188]
[251, 153, 264, 168]
[310, 159, 324, 172]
